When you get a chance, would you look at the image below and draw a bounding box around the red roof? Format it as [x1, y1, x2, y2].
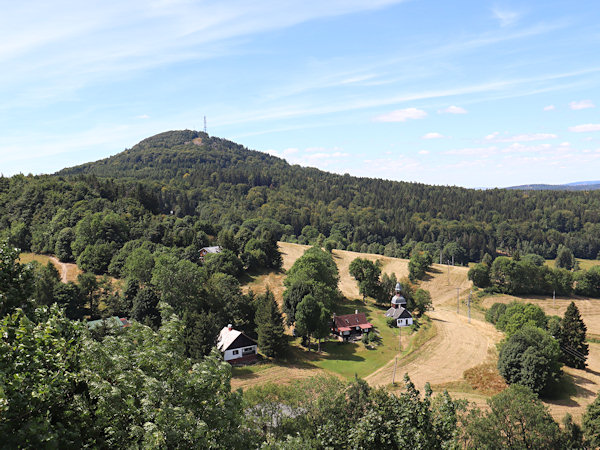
[338, 326, 352, 332]
[333, 312, 372, 330]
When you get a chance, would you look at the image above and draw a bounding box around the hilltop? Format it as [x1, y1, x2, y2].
[45, 129, 600, 264]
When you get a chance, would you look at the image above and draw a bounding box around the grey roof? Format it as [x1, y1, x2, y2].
[88, 316, 129, 330]
[391, 294, 406, 305]
[201, 246, 222, 254]
[385, 306, 412, 320]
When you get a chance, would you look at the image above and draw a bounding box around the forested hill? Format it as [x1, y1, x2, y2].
[58, 129, 288, 182]
[3, 130, 600, 263]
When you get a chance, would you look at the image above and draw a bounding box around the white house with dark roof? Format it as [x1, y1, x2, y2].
[217, 324, 258, 362]
[384, 282, 413, 327]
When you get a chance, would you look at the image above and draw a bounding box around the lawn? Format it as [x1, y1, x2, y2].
[304, 298, 430, 379]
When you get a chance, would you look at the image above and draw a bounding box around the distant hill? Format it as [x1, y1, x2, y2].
[2, 129, 599, 264]
[506, 181, 600, 191]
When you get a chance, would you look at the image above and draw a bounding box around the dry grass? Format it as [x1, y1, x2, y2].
[463, 361, 507, 396]
[19, 253, 81, 283]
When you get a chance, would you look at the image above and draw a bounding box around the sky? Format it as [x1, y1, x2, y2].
[1, 0, 599, 188]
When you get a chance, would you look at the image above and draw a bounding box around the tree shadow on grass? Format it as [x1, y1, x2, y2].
[318, 341, 366, 362]
[542, 372, 591, 406]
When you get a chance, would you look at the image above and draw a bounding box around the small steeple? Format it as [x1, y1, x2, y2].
[391, 282, 406, 307]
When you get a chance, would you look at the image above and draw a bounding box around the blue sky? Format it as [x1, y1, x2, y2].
[1, 0, 599, 188]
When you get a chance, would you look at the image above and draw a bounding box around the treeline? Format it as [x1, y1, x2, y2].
[2, 130, 600, 265]
[469, 253, 600, 297]
[487, 300, 589, 394]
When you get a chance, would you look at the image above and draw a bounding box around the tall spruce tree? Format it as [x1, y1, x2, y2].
[255, 288, 286, 358]
[559, 302, 589, 368]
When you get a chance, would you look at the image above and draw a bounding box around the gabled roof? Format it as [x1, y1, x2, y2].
[201, 246, 222, 254]
[333, 312, 372, 329]
[88, 316, 129, 330]
[385, 306, 412, 320]
[217, 326, 256, 352]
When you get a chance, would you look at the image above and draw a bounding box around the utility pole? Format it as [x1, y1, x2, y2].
[392, 357, 398, 385]
[447, 261, 450, 285]
[439, 249, 442, 265]
[468, 290, 472, 323]
[456, 287, 460, 314]
[553, 290, 556, 311]
[398, 326, 402, 351]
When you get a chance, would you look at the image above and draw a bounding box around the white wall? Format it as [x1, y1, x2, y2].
[223, 345, 257, 361]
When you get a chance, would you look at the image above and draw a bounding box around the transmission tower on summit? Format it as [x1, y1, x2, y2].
[204, 116, 207, 134]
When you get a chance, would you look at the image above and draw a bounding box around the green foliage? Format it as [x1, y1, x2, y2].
[461, 384, 563, 449]
[295, 294, 329, 351]
[123, 247, 155, 284]
[485, 302, 507, 324]
[583, 392, 600, 448]
[556, 244, 576, 270]
[255, 288, 286, 358]
[82, 308, 250, 448]
[488, 255, 573, 296]
[151, 253, 207, 313]
[0, 241, 34, 316]
[468, 263, 490, 288]
[498, 326, 562, 394]
[348, 257, 382, 301]
[0, 306, 91, 447]
[54, 227, 75, 262]
[495, 302, 548, 337]
[203, 249, 243, 277]
[32, 261, 60, 306]
[559, 302, 588, 368]
[131, 286, 161, 329]
[412, 288, 432, 316]
[408, 250, 432, 281]
[575, 266, 600, 297]
[283, 246, 339, 324]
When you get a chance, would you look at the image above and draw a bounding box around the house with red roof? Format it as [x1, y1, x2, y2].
[332, 310, 373, 341]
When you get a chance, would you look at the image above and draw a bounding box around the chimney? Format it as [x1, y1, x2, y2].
[227, 324, 232, 331]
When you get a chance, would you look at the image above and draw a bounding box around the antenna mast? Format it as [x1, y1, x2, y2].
[204, 116, 207, 134]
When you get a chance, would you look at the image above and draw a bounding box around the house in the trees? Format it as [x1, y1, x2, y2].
[87, 316, 131, 330]
[385, 282, 413, 327]
[199, 246, 222, 260]
[217, 324, 258, 363]
[332, 310, 373, 341]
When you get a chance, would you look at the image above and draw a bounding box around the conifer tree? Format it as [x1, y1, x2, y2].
[255, 288, 286, 358]
[559, 301, 588, 368]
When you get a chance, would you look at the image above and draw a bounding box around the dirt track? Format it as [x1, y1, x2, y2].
[243, 244, 600, 422]
[366, 307, 502, 390]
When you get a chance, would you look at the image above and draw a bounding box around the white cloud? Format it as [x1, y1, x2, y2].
[543, 105, 555, 111]
[569, 124, 600, 133]
[418, 150, 430, 155]
[373, 108, 427, 122]
[422, 132, 444, 139]
[484, 132, 557, 142]
[569, 100, 595, 110]
[492, 7, 522, 27]
[439, 105, 467, 114]
[136, 114, 150, 119]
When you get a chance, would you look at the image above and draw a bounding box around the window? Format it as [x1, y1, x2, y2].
[232, 350, 239, 355]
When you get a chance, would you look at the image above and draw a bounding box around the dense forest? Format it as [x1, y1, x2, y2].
[2, 129, 600, 266]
